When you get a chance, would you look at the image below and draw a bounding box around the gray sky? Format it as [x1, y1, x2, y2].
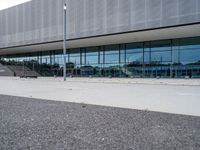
[0, 0, 31, 10]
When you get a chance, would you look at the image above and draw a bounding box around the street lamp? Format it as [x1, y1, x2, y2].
[63, 3, 67, 81]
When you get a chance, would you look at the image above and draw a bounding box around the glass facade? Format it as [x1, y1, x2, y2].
[1, 36, 200, 78]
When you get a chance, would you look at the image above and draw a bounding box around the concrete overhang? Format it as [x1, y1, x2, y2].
[0, 24, 200, 55]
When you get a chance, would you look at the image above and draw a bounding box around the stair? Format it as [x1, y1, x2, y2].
[0, 63, 14, 76]
[121, 67, 133, 77]
[7, 65, 40, 77]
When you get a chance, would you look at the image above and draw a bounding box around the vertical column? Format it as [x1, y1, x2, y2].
[53, 51, 55, 65]
[119, 44, 121, 64]
[149, 41, 152, 77]
[68, 49, 70, 62]
[40, 52, 42, 64]
[98, 46, 100, 65]
[37, 52, 39, 63]
[142, 42, 145, 78]
[124, 44, 127, 76]
[103, 46, 105, 64]
[84, 48, 86, 65]
[119, 44, 121, 77]
[50, 51, 52, 65]
[170, 39, 173, 78]
[80, 48, 82, 66]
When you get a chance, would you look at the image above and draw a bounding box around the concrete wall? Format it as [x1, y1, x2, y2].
[0, 0, 200, 49]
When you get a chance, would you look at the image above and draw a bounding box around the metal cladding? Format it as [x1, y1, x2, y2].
[0, 0, 200, 49]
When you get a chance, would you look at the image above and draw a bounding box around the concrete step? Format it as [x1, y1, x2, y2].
[7, 65, 40, 77]
[0, 64, 14, 76]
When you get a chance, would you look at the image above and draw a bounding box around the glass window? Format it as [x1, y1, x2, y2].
[105, 45, 119, 64]
[100, 46, 104, 64]
[1, 36, 200, 78]
[81, 48, 86, 65]
[144, 42, 150, 52]
[126, 43, 143, 53]
[42, 51, 51, 64]
[179, 37, 200, 50]
[126, 53, 143, 64]
[69, 49, 80, 65]
[55, 50, 63, 55]
[144, 52, 150, 64]
[151, 51, 171, 63]
[179, 49, 200, 65]
[55, 57, 61, 65]
[172, 39, 179, 50]
[54, 50, 63, 66]
[102, 64, 121, 77]
[151, 40, 171, 51]
[86, 47, 99, 65]
[70, 53, 80, 64]
[29, 53, 38, 62]
[172, 50, 180, 64]
[120, 44, 126, 63]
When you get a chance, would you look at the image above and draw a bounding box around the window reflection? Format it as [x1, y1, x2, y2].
[179, 49, 200, 65]
[1, 37, 200, 78]
[105, 45, 119, 64]
[86, 47, 98, 65]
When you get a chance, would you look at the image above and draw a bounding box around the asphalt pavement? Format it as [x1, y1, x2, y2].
[0, 95, 200, 150]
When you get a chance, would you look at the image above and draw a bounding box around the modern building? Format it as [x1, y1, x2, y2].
[0, 0, 200, 78]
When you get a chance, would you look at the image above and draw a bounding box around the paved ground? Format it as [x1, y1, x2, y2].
[0, 95, 200, 150]
[0, 77, 200, 116]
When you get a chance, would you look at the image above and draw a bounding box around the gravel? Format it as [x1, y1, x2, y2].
[0, 95, 200, 150]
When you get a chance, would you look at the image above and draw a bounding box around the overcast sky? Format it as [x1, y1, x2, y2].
[0, 0, 31, 10]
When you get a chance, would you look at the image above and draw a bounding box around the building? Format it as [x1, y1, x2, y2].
[0, 0, 200, 78]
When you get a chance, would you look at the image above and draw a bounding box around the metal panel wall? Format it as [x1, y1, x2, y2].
[0, 0, 200, 49]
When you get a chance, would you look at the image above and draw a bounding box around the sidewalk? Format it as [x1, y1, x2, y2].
[0, 77, 200, 116]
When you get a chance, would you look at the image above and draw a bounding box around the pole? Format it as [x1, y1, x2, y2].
[63, 3, 67, 81]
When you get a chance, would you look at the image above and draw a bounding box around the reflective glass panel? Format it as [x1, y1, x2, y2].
[151, 40, 171, 51]
[86, 47, 99, 65]
[105, 45, 119, 64]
